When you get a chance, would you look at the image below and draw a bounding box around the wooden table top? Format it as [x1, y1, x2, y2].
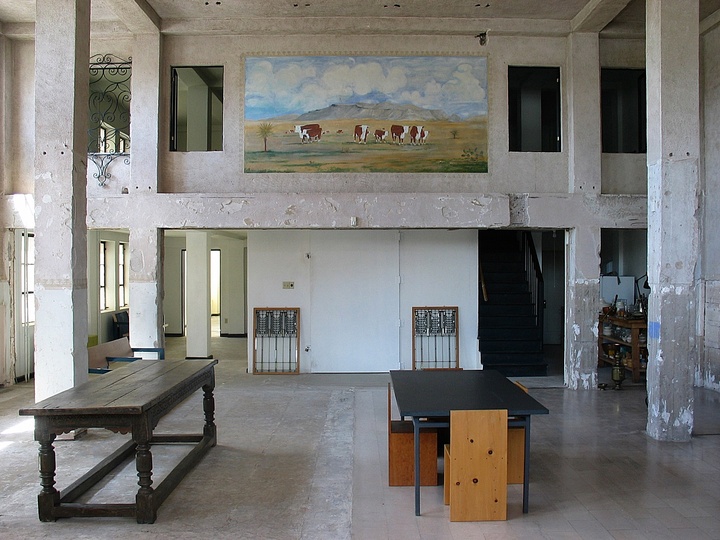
[19, 359, 217, 417]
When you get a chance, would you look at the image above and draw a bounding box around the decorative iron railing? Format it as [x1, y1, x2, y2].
[87, 54, 131, 186]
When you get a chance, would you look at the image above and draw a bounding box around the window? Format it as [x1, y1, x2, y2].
[601, 68, 646, 153]
[170, 66, 224, 151]
[118, 242, 128, 307]
[99, 241, 107, 311]
[508, 66, 561, 152]
[20, 232, 35, 325]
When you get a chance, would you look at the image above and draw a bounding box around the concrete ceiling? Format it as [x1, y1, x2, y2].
[1, 0, 718, 38]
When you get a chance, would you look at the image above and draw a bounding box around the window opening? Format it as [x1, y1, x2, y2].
[88, 54, 131, 185]
[118, 242, 128, 308]
[99, 241, 107, 311]
[508, 66, 561, 152]
[601, 68, 646, 153]
[170, 66, 224, 152]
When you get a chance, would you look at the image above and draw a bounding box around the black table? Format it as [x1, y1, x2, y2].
[20, 359, 217, 523]
[390, 369, 549, 516]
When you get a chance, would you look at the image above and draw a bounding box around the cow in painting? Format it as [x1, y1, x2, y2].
[354, 124, 370, 143]
[409, 125, 424, 145]
[374, 129, 388, 142]
[390, 124, 409, 144]
[294, 123, 322, 143]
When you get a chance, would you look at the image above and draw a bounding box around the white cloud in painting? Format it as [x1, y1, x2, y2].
[245, 56, 487, 120]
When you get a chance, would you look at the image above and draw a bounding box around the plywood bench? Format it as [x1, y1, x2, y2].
[88, 337, 164, 373]
[19, 359, 217, 524]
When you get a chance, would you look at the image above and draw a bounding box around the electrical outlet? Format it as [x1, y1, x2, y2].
[283, 281, 295, 289]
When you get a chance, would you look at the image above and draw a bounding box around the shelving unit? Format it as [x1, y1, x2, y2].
[598, 315, 647, 383]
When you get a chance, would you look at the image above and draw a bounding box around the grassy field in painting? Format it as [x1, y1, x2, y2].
[244, 118, 488, 173]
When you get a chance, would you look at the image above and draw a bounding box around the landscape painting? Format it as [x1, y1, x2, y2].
[244, 56, 488, 173]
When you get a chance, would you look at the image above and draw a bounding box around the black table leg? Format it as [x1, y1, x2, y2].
[413, 417, 421, 516]
[522, 416, 531, 513]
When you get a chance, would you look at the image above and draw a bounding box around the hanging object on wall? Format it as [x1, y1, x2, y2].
[253, 307, 300, 374]
[412, 306, 459, 370]
[87, 54, 132, 186]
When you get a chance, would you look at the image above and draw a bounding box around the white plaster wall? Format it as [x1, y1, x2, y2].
[163, 235, 185, 335]
[247, 229, 477, 373]
[212, 234, 246, 336]
[247, 230, 312, 370]
[399, 229, 478, 369]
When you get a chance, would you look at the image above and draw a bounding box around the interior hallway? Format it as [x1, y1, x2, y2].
[0, 330, 719, 539]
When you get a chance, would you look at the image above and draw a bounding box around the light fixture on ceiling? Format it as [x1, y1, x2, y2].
[475, 31, 487, 46]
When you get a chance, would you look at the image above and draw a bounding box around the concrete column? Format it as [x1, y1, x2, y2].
[129, 227, 164, 349]
[185, 231, 211, 358]
[1, 32, 8, 194]
[130, 32, 161, 193]
[564, 32, 602, 389]
[565, 227, 601, 389]
[645, 0, 700, 441]
[33, 0, 90, 401]
[567, 32, 601, 194]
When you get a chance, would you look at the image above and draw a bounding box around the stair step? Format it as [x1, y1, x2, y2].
[482, 362, 548, 377]
[482, 282, 528, 294]
[478, 327, 542, 340]
[483, 271, 527, 283]
[482, 260, 525, 273]
[478, 340, 542, 353]
[480, 292, 531, 305]
[478, 304, 535, 317]
[478, 315, 537, 328]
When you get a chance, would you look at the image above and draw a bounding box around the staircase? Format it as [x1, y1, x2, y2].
[478, 231, 547, 376]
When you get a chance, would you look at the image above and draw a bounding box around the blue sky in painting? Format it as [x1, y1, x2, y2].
[245, 56, 487, 121]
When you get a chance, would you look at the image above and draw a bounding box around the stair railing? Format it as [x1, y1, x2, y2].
[479, 257, 489, 302]
[522, 232, 544, 332]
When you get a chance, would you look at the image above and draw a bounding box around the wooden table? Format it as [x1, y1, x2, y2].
[19, 359, 217, 524]
[390, 369, 549, 516]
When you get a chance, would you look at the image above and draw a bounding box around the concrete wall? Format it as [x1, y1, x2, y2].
[700, 23, 720, 390]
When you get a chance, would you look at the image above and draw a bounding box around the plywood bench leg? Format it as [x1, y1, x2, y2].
[449, 410, 508, 521]
[443, 444, 451, 505]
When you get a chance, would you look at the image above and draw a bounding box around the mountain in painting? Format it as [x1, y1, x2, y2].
[290, 102, 463, 122]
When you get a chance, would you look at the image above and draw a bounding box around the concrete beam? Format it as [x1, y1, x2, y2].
[88, 192, 512, 230]
[102, 0, 160, 34]
[161, 16, 571, 37]
[700, 7, 720, 35]
[572, 0, 633, 33]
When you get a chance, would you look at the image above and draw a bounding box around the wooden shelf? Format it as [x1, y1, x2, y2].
[598, 315, 647, 383]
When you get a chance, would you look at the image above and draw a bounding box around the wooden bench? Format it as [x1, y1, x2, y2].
[387, 384, 437, 486]
[88, 337, 164, 373]
[19, 359, 217, 524]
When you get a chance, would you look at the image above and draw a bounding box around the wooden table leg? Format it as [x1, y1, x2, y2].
[37, 430, 59, 522]
[135, 441, 156, 524]
[203, 383, 217, 444]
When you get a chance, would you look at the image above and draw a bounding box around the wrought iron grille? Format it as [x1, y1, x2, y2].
[87, 54, 131, 185]
[253, 308, 300, 374]
[412, 306, 459, 369]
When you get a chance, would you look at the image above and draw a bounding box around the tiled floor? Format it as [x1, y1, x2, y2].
[0, 328, 718, 539]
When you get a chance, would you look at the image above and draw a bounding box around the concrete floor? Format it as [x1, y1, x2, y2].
[1, 326, 719, 539]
